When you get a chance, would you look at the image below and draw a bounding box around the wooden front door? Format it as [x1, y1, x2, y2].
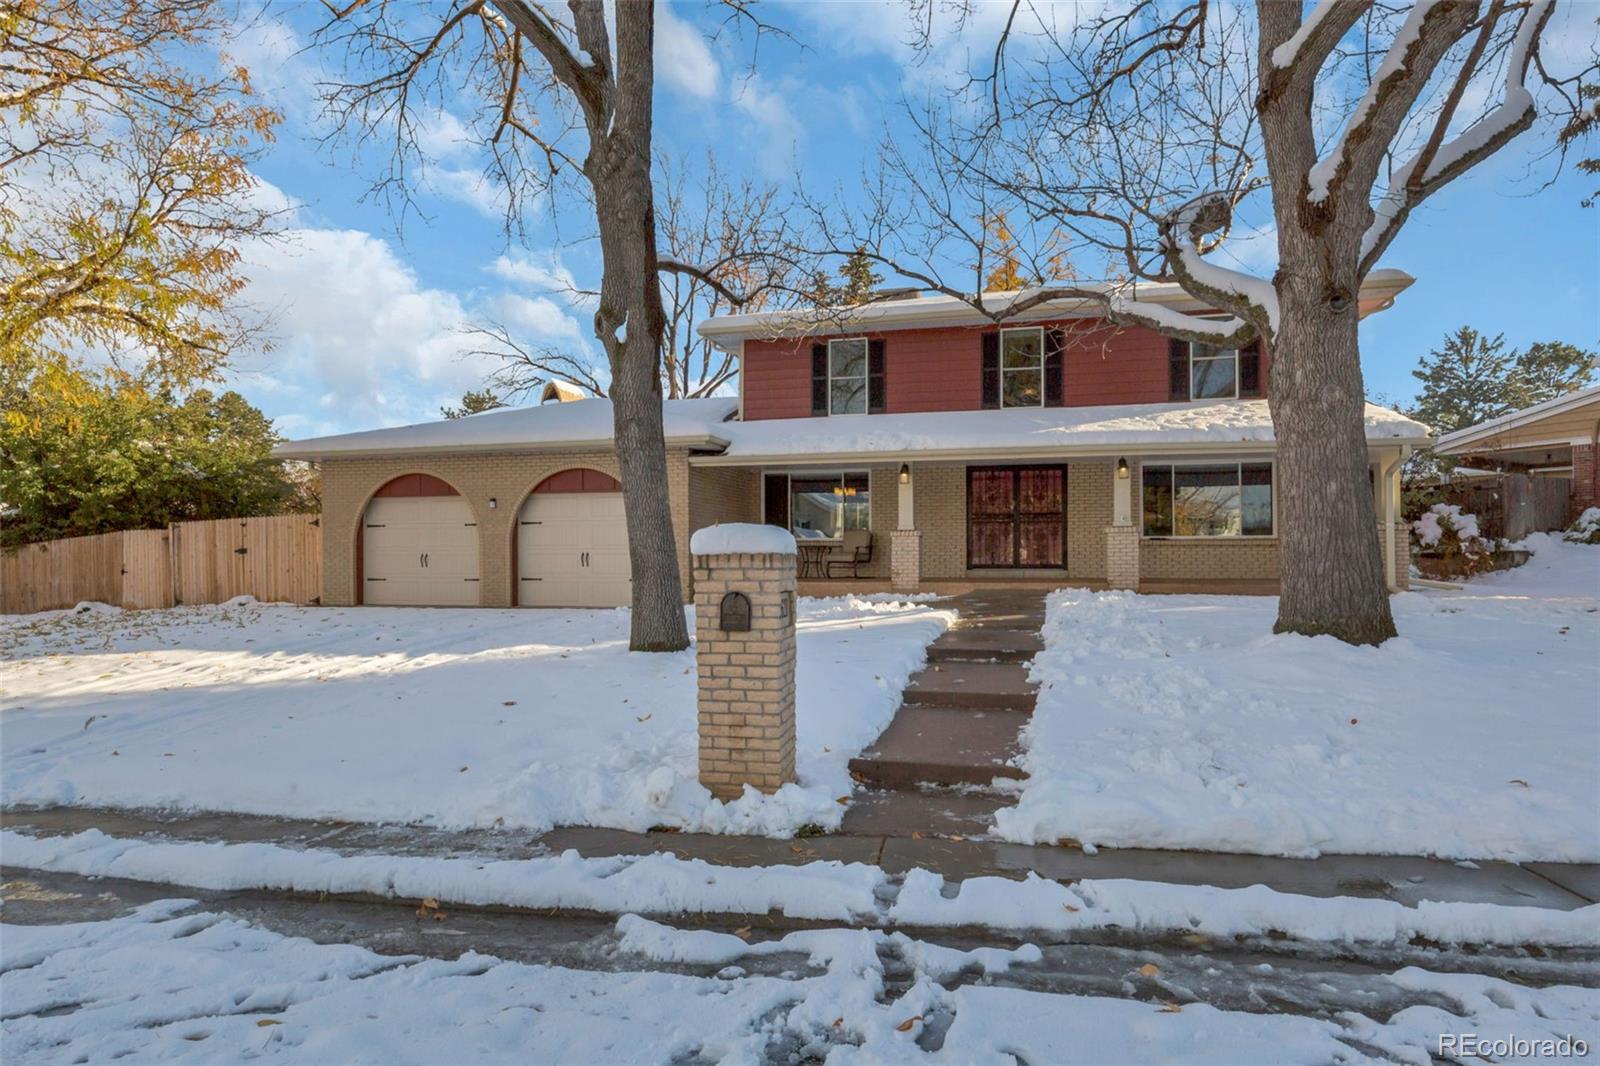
[967, 466, 1067, 569]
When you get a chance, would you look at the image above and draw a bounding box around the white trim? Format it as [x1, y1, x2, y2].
[1139, 459, 1277, 539]
[826, 337, 870, 416]
[999, 326, 1047, 409]
[1432, 384, 1600, 453]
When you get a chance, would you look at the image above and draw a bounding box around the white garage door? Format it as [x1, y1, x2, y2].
[518, 492, 631, 607]
[363, 496, 480, 606]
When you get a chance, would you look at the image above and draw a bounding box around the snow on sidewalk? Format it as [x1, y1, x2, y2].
[0, 595, 953, 837]
[996, 538, 1600, 862]
[8, 829, 1598, 948]
[4, 902, 1596, 1065]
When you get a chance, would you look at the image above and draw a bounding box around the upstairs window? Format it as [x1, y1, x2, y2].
[828, 338, 868, 415]
[1142, 462, 1274, 537]
[1000, 328, 1044, 407]
[1190, 343, 1239, 400]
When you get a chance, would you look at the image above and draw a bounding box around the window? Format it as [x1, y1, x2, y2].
[828, 339, 868, 415]
[1000, 328, 1044, 408]
[1142, 462, 1273, 537]
[1190, 343, 1239, 400]
[783, 472, 870, 540]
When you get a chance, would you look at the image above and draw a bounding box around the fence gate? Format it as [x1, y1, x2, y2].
[1500, 475, 1573, 541]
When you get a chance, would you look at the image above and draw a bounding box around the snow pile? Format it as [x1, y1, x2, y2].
[0, 829, 887, 922]
[1566, 506, 1600, 544]
[9, 827, 1598, 949]
[689, 523, 797, 556]
[994, 545, 1600, 862]
[0, 596, 953, 837]
[7, 901, 1594, 1065]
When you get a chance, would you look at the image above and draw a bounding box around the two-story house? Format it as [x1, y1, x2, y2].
[275, 271, 1427, 607]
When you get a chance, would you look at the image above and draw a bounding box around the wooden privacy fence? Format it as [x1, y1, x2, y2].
[1440, 475, 1572, 542]
[1, 514, 322, 615]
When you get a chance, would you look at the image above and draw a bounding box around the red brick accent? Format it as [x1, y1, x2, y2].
[1574, 443, 1598, 521]
[372, 473, 460, 497]
[531, 468, 621, 493]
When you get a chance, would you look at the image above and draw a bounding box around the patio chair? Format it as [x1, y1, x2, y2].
[825, 529, 875, 579]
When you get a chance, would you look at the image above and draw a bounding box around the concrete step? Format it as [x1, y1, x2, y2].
[902, 661, 1038, 711]
[848, 707, 1029, 788]
[838, 787, 1012, 839]
[925, 627, 1043, 663]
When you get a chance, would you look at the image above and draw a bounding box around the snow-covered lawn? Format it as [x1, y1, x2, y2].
[997, 535, 1600, 862]
[0, 596, 953, 836]
[4, 901, 1594, 1065]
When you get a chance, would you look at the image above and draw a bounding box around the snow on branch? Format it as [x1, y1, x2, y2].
[1269, 0, 1346, 70]
[1158, 191, 1280, 336]
[1360, 0, 1554, 268]
[1306, 0, 1443, 204]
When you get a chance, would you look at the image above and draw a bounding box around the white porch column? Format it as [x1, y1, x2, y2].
[1105, 457, 1139, 590]
[891, 463, 921, 591]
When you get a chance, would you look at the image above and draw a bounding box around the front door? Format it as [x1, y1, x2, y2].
[967, 466, 1067, 569]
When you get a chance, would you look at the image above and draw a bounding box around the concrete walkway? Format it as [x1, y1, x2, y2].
[843, 588, 1047, 838]
[6, 805, 1595, 912]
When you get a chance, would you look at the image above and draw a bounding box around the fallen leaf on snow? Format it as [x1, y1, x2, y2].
[1508, 778, 1530, 787]
[1157, 1002, 1183, 1014]
[895, 1016, 923, 1032]
[1063, 903, 1080, 913]
[836, 796, 850, 805]
[732, 926, 752, 941]
[503, 700, 517, 706]
[1138, 963, 1160, 977]
[256, 1019, 282, 1028]
[636, 713, 652, 723]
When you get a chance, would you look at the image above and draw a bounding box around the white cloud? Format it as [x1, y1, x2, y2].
[731, 75, 805, 174]
[656, 3, 719, 100]
[492, 253, 597, 311]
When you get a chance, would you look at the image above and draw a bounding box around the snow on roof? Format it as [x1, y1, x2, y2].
[698, 400, 1429, 464]
[689, 523, 797, 556]
[1433, 383, 1600, 454]
[697, 270, 1415, 350]
[273, 396, 738, 460]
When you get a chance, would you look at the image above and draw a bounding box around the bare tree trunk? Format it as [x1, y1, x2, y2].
[588, 2, 688, 652]
[1269, 268, 1396, 645]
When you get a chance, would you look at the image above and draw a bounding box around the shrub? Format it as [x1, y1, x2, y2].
[1565, 507, 1600, 545]
[1412, 503, 1494, 572]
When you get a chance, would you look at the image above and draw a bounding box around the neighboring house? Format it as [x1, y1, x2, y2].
[274, 271, 1427, 607]
[1432, 383, 1600, 523]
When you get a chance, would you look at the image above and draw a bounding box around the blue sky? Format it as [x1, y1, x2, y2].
[223, 2, 1599, 439]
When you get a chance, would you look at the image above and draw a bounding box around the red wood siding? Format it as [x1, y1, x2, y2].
[372, 473, 460, 497]
[740, 319, 1272, 420]
[532, 468, 621, 493]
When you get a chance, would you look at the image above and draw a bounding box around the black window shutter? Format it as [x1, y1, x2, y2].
[981, 333, 1000, 409]
[763, 474, 790, 528]
[1168, 338, 1190, 402]
[1045, 329, 1066, 407]
[811, 343, 828, 415]
[868, 338, 886, 414]
[1238, 340, 1262, 398]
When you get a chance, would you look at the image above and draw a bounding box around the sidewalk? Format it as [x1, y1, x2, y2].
[5, 804, 1595, 911]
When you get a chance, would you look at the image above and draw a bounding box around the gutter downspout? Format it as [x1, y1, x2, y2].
[1381, 447, 1407, 592]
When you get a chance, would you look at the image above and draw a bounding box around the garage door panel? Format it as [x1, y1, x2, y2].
[518, 491, 631, 607]
[362, 496, 480, 606]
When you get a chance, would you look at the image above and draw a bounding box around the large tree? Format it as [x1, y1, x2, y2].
[807, 0, 1593, 645]
[317, 1, 785, 652]
[1, 0, 279, 387]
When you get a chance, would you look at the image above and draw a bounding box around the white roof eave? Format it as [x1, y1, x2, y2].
[1433, 384, 1600, 454]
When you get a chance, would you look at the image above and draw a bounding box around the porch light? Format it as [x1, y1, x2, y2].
[1116, 458, 1129, 480]
[488, 497, 498, 509]
[899, 463, 911, 485]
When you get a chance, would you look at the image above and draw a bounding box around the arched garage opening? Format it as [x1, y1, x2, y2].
[360, 474, 480, 606]
[516, 468, 630, 607]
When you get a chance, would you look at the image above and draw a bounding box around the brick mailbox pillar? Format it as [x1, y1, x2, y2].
[1105, 457, 1140, 590]
[689, 524, 798, 799]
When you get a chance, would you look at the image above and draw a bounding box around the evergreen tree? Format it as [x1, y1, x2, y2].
[1507, 341, 1600, 409]
[441, 389, 508, 419]
[1408, 327, 1518, 435]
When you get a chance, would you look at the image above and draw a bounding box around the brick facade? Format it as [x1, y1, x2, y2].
[319, 448, 699, 607]
[1105, 526, 1139, 589]
[890, 529, 922, 590]
[1574, 443, 1597, 520]
[693, 551, 797, 798]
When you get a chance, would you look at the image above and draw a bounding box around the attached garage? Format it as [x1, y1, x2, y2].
[517, 469, 631, 607]
[361, 475, 480, 606]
